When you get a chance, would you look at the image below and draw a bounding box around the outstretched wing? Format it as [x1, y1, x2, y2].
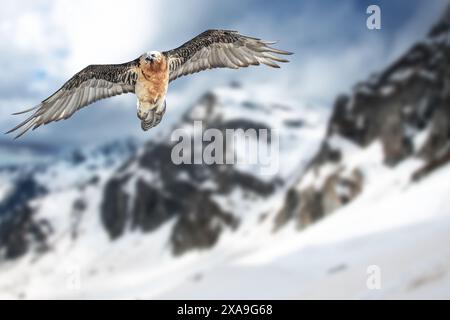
[163, 29, 292, 82]
[7, 60, 139, 138]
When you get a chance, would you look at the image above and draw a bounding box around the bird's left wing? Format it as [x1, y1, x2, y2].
[163, 29, 292, 82]
[7, 60, 139, 138]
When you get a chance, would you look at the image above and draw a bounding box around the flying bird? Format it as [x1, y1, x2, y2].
[7, 29, 292, 138]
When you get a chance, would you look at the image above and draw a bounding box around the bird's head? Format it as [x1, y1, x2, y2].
[142, 51, 163, 64]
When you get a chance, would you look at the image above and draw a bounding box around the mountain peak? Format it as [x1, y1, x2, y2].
[428, 4, 450, 38]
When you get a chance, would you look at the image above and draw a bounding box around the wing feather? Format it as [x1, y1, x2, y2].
[7, 60, 139, 138]
[163, 29, 292, 82]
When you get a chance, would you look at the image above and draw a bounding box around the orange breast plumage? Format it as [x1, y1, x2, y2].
[136, 56, 169, 104]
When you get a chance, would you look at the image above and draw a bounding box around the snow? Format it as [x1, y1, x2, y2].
[379, 85, 395, 96]
[413, 127, 431, 152]
[0, 86, 449, 300]
[0, 181, 11, 204]
[418, 69, 437, 82]
[0, 151, 449, 299]
[389, 68, 414, 83]
[159, 162, 450, 299]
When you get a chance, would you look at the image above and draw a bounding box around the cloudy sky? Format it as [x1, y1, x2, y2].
[0, 0, 448, 149]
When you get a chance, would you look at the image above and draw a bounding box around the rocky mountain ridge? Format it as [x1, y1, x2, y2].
[275, 7, 450, 229]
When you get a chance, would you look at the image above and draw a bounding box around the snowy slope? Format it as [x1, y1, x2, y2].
[1, 146, 449, 299]
[158, 147, 450, 299]
[92, 149, 440, 300]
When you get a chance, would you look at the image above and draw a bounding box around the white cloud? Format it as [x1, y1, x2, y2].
[49, 0, 163, 74]
[0, 0, 447, 147]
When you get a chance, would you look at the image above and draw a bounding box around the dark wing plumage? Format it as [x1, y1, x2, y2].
[7, 60, 139, 138]
[163, 29, 292, 82]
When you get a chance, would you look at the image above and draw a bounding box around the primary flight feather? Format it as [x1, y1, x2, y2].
[7, 29, 292, 138]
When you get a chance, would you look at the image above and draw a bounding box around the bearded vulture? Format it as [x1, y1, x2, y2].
[7, 29, 292, 138]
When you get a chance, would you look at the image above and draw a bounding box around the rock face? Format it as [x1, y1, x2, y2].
[0, 176, 50, 259]
[275, 8, 450, 229]
[325, 9, 450, 166]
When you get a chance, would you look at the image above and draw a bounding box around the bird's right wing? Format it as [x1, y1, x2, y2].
[7, 60, 139, 138]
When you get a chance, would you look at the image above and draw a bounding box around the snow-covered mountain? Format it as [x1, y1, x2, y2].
[0, 138, 140, 260]
[275, 4, 450, 229]
[0, 141, 58, 167]
[0, 82, 327, 299]
[100, 85, 325, 255]
[1, 7, 450, 299]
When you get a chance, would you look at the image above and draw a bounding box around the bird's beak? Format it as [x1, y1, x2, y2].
[145, 56, 154, 63]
